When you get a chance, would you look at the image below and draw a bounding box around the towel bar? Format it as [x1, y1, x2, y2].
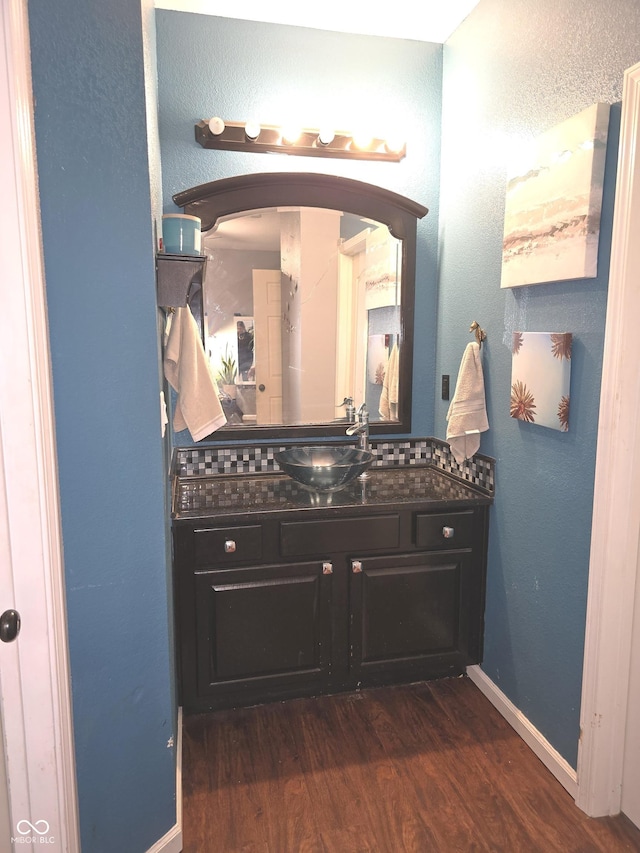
[470, 321, 486, 349]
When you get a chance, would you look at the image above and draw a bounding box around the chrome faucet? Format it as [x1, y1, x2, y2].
[346, 403, 370, 452]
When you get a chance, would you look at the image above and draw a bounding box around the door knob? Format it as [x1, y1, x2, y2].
[258, 384, 266, 392]
[0, 609, 21, 643]
[352, 560, 363, 573]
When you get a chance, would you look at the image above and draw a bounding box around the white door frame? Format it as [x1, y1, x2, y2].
[252, 270, 283, 425]
[0, 0, 79, 848]
[577, 61, 640, 816]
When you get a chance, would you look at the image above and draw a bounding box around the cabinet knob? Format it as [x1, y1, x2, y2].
[351, 560, 363, 573]
[322, 562, 333, 575]
[442, 526, 455, 539]
[224, 539, 237, 553]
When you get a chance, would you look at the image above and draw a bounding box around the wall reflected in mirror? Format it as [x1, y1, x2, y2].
[202, 206, 403, 429]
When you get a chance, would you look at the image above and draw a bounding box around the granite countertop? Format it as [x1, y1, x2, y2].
[172, 465, 492, 521]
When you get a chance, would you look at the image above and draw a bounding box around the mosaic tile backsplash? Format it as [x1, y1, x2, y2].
[174, 437, 495, 495]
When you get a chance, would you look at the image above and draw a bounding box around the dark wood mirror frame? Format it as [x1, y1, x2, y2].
[173, 172, 428, 442]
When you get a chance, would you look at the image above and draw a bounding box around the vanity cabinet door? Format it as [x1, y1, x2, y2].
[348, 549, 477, 686]
[187, 559, 332, 711]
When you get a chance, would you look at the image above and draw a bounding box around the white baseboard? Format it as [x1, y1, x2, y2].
[146, 823, 182, 853]
[146, 707, 183, 853]
[466, 665, 578, 799]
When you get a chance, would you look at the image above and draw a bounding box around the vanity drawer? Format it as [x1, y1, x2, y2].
[415, 510, 475, 550]
[193, 525, 262, 567]
[280, 514, 400, 557]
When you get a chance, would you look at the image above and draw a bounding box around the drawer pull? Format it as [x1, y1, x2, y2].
[442, 527, 455, 539]
[322, 562, 333, 575]
[224, 539, 237, 553]
[352, 560, 363, 573]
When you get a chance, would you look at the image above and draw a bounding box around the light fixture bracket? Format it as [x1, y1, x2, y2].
[194, 120, 406, 162]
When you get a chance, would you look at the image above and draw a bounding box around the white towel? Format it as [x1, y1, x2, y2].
[160, 390, 169, 438]
[379, 342, 400, 421]
[446, 342, 489, 464]
[163, 306, 227, 441]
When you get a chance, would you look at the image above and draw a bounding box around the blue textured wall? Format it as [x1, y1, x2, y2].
[28, 1, 176, 850]
[156, 11, 443, 439]
[438, 0, 640, 766]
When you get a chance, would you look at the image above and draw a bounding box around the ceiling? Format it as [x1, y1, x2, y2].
[154, 1, 480, 44]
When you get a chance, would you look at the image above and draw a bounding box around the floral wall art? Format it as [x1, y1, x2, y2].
[510, 332, 572, 431]
[368, 334, 388, 385]
[501, 102, 610, 288]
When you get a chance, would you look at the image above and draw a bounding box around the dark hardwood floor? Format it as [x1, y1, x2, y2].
[182, 676, 640, 852]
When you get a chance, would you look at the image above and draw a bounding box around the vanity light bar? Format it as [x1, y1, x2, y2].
[194, 119, 406, 162]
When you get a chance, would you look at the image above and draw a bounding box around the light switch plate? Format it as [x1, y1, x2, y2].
[442, 374, 450, 400]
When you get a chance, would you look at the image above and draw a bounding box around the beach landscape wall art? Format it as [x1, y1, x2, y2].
[501, 102, 610, 289]
[510, 332, 572, 432]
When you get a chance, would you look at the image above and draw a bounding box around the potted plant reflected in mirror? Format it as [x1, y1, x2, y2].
[217, 347, 237, 399]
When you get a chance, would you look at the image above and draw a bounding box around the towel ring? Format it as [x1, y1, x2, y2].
[470, 321, 486, 349]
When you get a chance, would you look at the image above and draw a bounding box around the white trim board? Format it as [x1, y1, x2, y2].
[467, 666, 578, 798]
[146, 822, 182, 853]
[576, 60, 640, 818]
[0, 0, 79, 848]
[146, 708, 183, 853]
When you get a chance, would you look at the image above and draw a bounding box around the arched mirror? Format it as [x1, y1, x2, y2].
[173, 173, 428, 441]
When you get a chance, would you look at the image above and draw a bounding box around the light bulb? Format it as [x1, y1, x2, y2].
[281, 125, 302, 145]
[352, 130, 374, 150]
[208, 116, 225, 136]
[245, 121, 261, 141]
[384, 135, 405, 155]
[318, 128, 335, 146]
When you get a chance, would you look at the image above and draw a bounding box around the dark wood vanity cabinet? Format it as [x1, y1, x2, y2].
[173, 503, 489, 713]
